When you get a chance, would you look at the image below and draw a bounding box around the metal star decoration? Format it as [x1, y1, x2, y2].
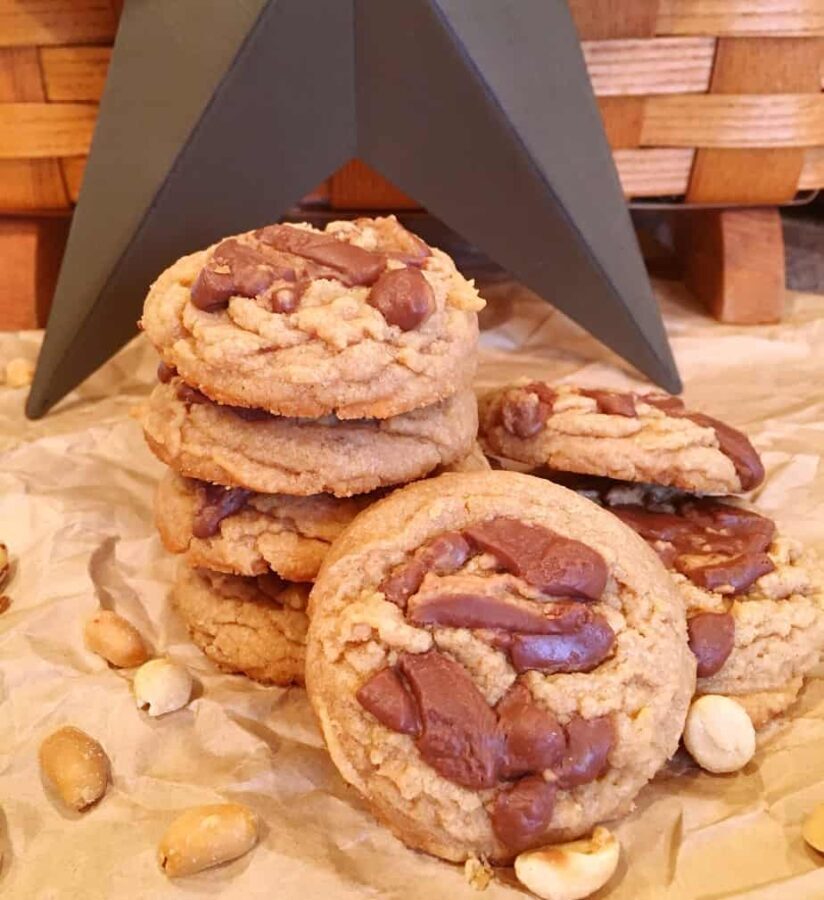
[27, 0, 680, 418]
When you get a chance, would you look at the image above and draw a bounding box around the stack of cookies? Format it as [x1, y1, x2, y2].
[138, 215, 485, 685]
[480, 381, 824, 728]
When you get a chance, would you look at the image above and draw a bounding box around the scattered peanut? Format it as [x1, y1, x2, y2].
[134, 658, 192, 717]
[514, 827, 620, 900]
[158, 803, 259, 877]
[0, 542, 9, 592]
[803, 804, 824, 854]
[39, 726, 110, 811]
[4, 357, 35, 388]
[683, 694, 756, 774]
[84, 610, 149, 668]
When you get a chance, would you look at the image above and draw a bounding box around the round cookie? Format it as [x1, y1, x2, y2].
[140, 216, 484, 420]
[306, 471, 695, 863]
[155, 451, 491, 581]
[591, 483, 824, 728]
[480, 382, 764, 494]
[173, 565, 309, 685]
[141, 376, 478, 497]
[156, 471, 369, 581]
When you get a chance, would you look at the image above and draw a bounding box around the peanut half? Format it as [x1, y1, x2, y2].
[134, 658, 193, 717]
[158, 803, 259, 877]
[683, 694, 756, 774]
[514, 827, 620, 900]
[39, 726, 110, 811]
[84, 610, 149, 668]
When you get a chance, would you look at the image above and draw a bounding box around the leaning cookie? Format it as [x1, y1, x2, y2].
[173, 565, 308, 685]
[141, 216, 484, 420]
[141, 376, 477, 497]
[155, 451, 491, 581]
[480, 382, 763, 494]
[306, 471, 695, 864]
[588, 482, 824, 728]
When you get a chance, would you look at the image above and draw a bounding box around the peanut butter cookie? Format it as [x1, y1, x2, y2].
[306, 471, 695, 863]
[173, 565, 308, 685]
[155, 451, 491, 582]
[141, 376, 477, 497]
[141, 216, 484, 419]
[586, 481, 824, 728]
[480, 383, 764, 494]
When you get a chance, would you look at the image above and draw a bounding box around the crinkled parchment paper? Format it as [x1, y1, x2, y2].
[1, 281, 824, 898]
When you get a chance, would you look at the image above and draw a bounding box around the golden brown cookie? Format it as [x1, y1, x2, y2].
[155, 450, 491, 581]
[156, 471, 368, 581]
[584, 481, 824, 728]
[140, 216, 484, 420]
[173, 566, 308, 685]
[306, 471, 695, 864]
[480, 382, 764, 494]
[141, 376, 478, 497]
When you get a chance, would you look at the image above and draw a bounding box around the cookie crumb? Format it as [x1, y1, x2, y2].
[464, 856, 493, 891]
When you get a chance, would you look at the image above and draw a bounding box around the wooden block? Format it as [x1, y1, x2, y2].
[675, 208, 784, 324]
[641, 94, 824, 148]
[0, 1, 116, 48]
[598, 97, 645, 149]
[0, 103, 97, 158]
[798, 147, 824, 189]
[0, 217, 70, 330]
[613, 148, 694, 196]
[582, 37, 715, 96]
[568, 0, 660, 40]
[60, 155, 85, 202]
[329, 159, 418, 210]
[686, 38, 824, 202]
[657, 1, 824, 37]
[40, 46, 111, 102]
[0, 158, 67, 209]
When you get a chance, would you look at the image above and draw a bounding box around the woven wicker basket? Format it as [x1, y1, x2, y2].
[0, 1, 820, 212]
[569, 0, 824, 204]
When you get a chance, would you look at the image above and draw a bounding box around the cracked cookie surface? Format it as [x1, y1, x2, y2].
[480, 383, 764, 494]
[141, 216, 484, 419]
[173, 565, 308, 685]
[141, 377, 478, 497]
[306, 471, 695, 863]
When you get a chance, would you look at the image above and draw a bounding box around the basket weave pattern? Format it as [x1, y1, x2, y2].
[569, 0, 824, 203]
[0, 1, 821, 211]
